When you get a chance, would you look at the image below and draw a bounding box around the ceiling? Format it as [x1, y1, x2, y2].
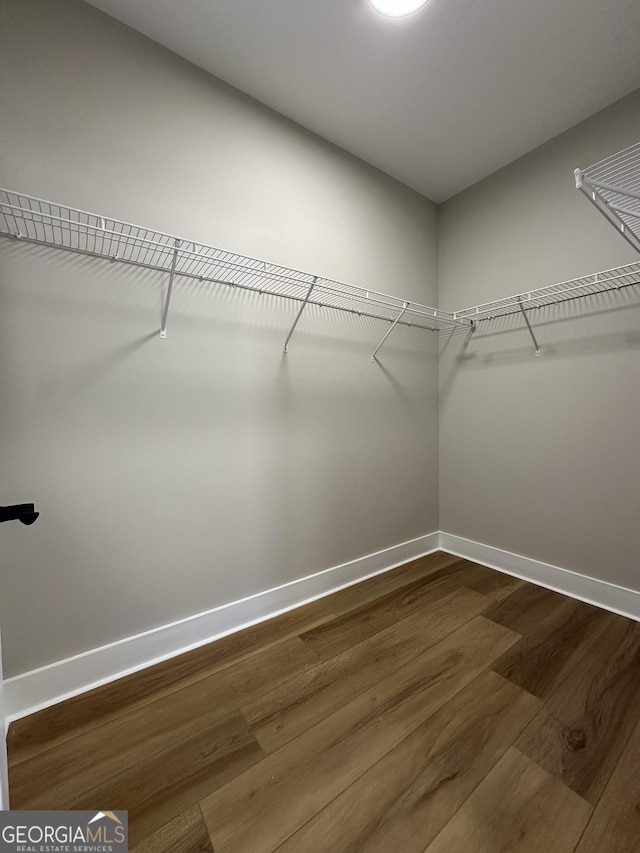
[85, 0, 640, 202]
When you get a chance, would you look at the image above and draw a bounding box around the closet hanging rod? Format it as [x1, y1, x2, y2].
[0, 188, 472, 343]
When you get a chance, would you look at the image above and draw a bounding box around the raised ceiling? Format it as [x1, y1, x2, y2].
[85, 0, 640, 202]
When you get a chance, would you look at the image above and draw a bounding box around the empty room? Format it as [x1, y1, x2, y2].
[1, 0, 640, 850]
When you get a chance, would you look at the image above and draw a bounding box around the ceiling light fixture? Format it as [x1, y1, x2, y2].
[369, 0, 430, 17]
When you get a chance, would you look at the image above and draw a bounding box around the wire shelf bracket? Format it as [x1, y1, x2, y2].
[0, 188, 473, 356]
[372, 302, 408, 361]
[283, 276, 318, 353]
[575, 141, 640, 256]
[517, 297, 541, 356]
[160, 238, 181, 339]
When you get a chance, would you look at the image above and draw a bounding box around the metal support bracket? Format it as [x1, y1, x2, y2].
[518, 296, 540, 356]
[160, 238, 181, 339]
[371, 302, 408, 361]
[283, 276, 318, 352]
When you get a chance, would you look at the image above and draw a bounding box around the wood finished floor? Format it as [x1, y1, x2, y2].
[8, 551, 640, 852]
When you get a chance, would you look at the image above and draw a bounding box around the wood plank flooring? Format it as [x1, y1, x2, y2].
[8, 551, 640, 852]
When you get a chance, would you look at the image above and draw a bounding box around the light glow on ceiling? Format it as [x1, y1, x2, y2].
[368, 0, 431, 17]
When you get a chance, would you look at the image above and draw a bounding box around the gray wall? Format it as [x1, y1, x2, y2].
[3, 0, 637, 682]
[439, 90, 640, 589]
[0, 0, 440, 677]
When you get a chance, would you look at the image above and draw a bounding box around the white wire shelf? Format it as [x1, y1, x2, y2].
[575, 141, 640, 255]
[452, 261, 640, 356]
[0, 188, 471, 357]
[2, 185, 638, 360]
[453, 262, 640, 322]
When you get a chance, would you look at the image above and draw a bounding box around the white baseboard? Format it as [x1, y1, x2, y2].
[4, 532, 440, 724]
[7, 529, 638, 726]
[0, 630, 8, 807]
[440, 532, 640, 622]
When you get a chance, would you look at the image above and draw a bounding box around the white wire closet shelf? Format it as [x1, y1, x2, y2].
[2, 184, 639, 360]
[452, 142, 640, 355]
[575, 141, 640, 255]
[0, 188, 471, 359]
[452, 261, 640, 355]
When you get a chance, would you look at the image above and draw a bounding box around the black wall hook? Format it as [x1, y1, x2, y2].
[0, 504, 39, 525]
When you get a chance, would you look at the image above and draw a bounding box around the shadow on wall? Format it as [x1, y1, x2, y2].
[0, 238, 434, 356]
[262, 313, 438, 596]
[0, 238, 438, 674]
[440, 286, 640, 406]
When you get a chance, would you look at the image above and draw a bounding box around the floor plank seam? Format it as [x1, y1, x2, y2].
[268, 667, 539, 853]
[249, 590, 493, 752]
[7, 615, 335, 769]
